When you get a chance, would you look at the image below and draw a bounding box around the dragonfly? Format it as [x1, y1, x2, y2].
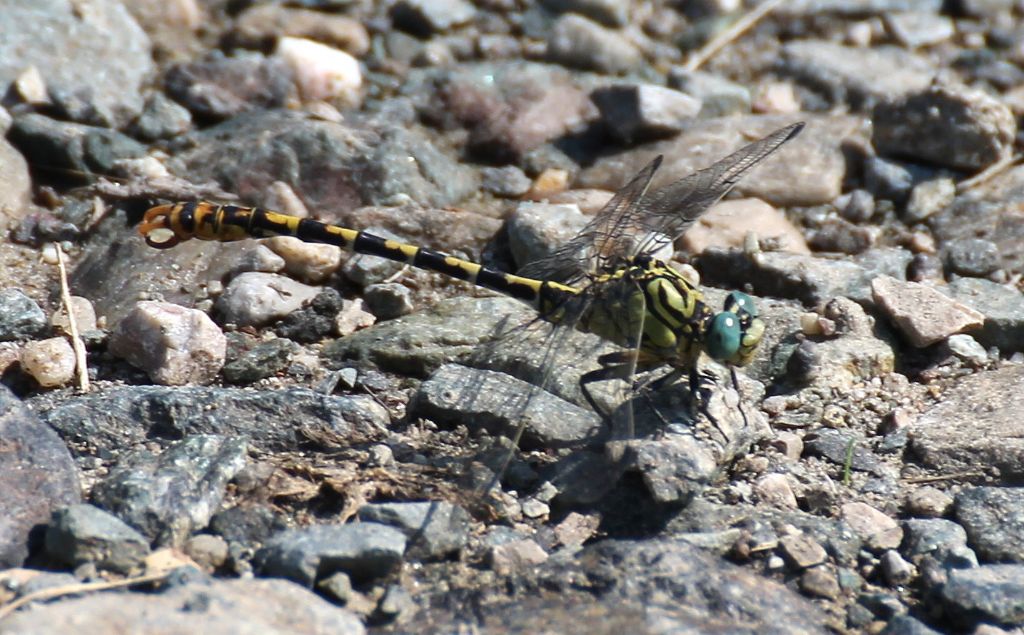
[139, 121, 803, 453]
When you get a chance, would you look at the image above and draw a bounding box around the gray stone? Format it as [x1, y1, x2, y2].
[390, 0, 476, 36]
[954, 487, 1024, 563]
[222, 337, 296, 384]
[33, 385, 389, 456]
[804, 429, 889, 477]
[0, 578, 365, 634]
[946, 277, 1024, 352]
[255, 523, 406, 586]
[779, 41, 934, 110]
[928, 192, 1024, 277]
[45, 504, 150, 574]
[411, 363, 603, 449]
[0, 386, 80, 567]
[943, 238, 1000, 277]
[0, 288, 46, 341]
[667, 68, 752, 119]
[376, 584, 415, 623]
[905, 487, 954, 518]
[901, 518, 977, 567]
[91, 435, 249, 547]
[358, 500, 470, 560]
[880, 550, 916, 586]
[507, 201, 588, 269]
[880, 614, 943, 635]
[870, 276, 985, 347]
[591, 84, 701, 143]
[943, 333, 989, 365]
[0, 137, 33, 233]
[164, 52, 292, 120]
[908, 365, 1024, 479]
[546, 14, 641, 75]
[540, 0, 627, 27]
[480, 165, 532, 198]
[939, 564, 1024, 628]
[903, 177, 955, 223]
[8, 113, 147, 178]
[364, 282, 415, 320]
[884, 12, 954, 48]
[780, 534, 829, 569]
[873, 82, 1016, 171]
[341, 227, 408, 287]
[131, 91, 192, 141]
[216, 272, 321, 327]
[0, 0, 151, 128]
[109, 301, 227, 385]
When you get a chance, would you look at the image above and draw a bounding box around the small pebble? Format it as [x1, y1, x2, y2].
[275, 37, 362, 106]
[20, 337, 76, 387]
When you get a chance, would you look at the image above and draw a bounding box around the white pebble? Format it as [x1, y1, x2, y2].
[276, 36, 362, 105]
[20, 337, 76, 388]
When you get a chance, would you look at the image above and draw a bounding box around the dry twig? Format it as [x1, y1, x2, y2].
[683, 0, 786, 72]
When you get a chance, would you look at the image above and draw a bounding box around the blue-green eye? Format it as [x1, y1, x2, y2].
[706, 312, 741, 361]
[725, 291, 757, 318]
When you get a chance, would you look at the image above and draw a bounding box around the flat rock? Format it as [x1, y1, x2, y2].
[681, 198, 810, 255]
[591, 83, 701, 144]
[0, 386, 80, 567]
[44, 504, 150, 574]
[90, 435, 249, 547]
[216, 272, 321, 328]
[255, 522, 406, 586]
[871, 276, 985, 347]
[0, 578, 364, 635]
[954, 487, 1024, 563]
[546, 14, 641, 75]
[945, 277, 1024, 352]
[0, 288, 46, 341]
[939, 564, 1024, 628]
[359, 501, 471, 560]
[908, 365, 1024, 480]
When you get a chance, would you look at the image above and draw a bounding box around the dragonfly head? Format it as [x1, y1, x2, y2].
[705, 291, 765, 367]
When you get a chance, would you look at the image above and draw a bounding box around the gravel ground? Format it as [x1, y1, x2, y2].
[2, 1, 1024, 633]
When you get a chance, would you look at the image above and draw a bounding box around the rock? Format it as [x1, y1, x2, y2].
[0, 288, 46, 341]
[165, 52, 292, 120]
[184, 533, 229, 571]
[507, 201, 587, 269]
[800, 565, 842, 599]
[870, 276, 985, 347]
[943, 238, 1000, 278]
[546, 14, 641, 75]
[841, 502, 903, 551]
[222, 337, 296, 384]
[8, 113, 147, 179]
[358, 501, 470, 560]
[376, 584, 415, 624]
[838, 189, 876, 223]
[44, 504, 150, 574]
[90, 435, 249, 547]
[216, 272, 321, 327]
[0, 137, 33, 233]
[109, 301, 227, 385]
[275, 288, 344, 344]
[880, 550, 916, 586]
[19, 337, 76, 388]
[480, 165, 532, 198]
[904, 487, 954, 518]
[667, 68, 752, 118]
[49, 295, 97, 334]
[904, 177, 955, 223]
[901, 518, 977, 568]
[0, 385, 80, 567]
[908, 365, 1024, 479]
[883, 12, 954, 48]
[255, 522, 406, 586]
[264, 236, 343, 284]
[390, 0, 476, 37]
[945, 277, 1024, 352]
[681, 198, 810, 255]
[540, 0, 627, 27]
[411, 364, 602, 449]
[954, 487, 1024, 563]
[0, 578, 365, 634]
[363, 282, 415, 320]
[231, 4, 369, 55]
[489, 538, 548, 575]
[34, 385, 388, 456]
[779, 41, 934, 109]
[591, 83, 701, 144]
[0, 0, 152, 128]
[804, 429, 889, 477]
[275, 37, 361, 106]
[334, 298, 375, 336]
[939, 564, 1024, 628]
[779, 534, 829, 569]
[754, 473, 799, 509]
[873, 82, 1016, 171]
[130, 91, 192, 141]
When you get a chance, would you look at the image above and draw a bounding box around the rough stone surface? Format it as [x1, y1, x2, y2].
[871, 276, 985, 347]
[0, 288, 46, 341]
[44, 504, 150, 574]
[358, 501, 471, 560]
[215, 272, 321, 328]
[954, 487, 1024, 563]
[546, 14, 641, 75]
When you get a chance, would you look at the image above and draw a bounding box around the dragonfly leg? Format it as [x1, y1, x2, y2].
[579, 351, 637, 420]
[688, 364, 731, 441]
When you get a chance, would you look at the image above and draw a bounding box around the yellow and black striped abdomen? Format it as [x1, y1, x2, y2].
[139, 201, 578, 310]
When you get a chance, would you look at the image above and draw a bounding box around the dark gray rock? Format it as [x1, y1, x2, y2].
[208, 504, 286, 547]
[274, 288, 343, 344]
[540, 0, 627, 27]
[908, 365, 1024, 480]
[8, 113, 146, 179]
[804, 429, 889, 477]
[0, 386, 80, 567]
[0, 288, 46, 341]
[880, 614, 943, 635]
[778, 41, 934, 110]
[873, 83, 1016, 171]
[0, 0, 151, 128]
[255, 522, 406, 586]
[45, 504, 150, 574]
[33, 385, 389, 455]
[358, 501, 470, 560]
[0, 578, 365, 634]
[164, 52, 293, 120]
[411, 363, 603, 449]
[939, 564, 1024, 628]
[390, 0, 476, 37]
[223, 337, 297, 384]
[546, 14, 641, 75]
[131, 91, 193, 141]
[930, 195, 1024, 277]
[591, 83, 701, 144]
[946, 277, 1024, 352]
[364, 282, 415, 320]
[954, 487, 1024, 563]
[90, 435, 249, 547]
[901, 518, 977, 568]
[943, 237, 1000, 277]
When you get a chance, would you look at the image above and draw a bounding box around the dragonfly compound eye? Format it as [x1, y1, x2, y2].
[706, 312, 741, 362]
[724, 290, 757, 318]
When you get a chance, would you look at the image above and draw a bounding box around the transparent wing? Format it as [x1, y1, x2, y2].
[518, 122, 804, 281]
